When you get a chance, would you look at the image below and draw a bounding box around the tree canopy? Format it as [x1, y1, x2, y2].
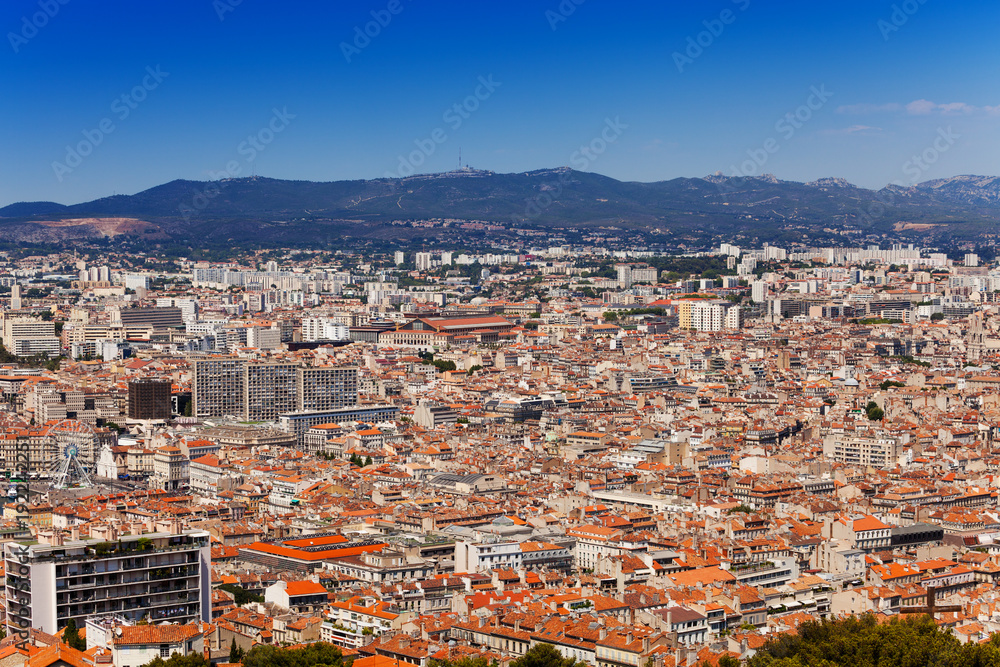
[749, 615, 1000, 667]
[218, 583, 264, 606]
[139, 654, 210, 667]
[429, 658, 493, 667]
[509, 643, 586, 667]
[242, 642, 348, 667]
[62, 618, 86, 651]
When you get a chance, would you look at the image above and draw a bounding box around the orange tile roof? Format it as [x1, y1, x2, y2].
[284, 580, 328, 597]
[114, 624, 202, 646]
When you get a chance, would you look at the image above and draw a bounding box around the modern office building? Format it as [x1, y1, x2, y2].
[4, 528, 211, 635]
[119, 307, 185, 329]
[2, 317, 60, 356]
[128, 378, 172, 420]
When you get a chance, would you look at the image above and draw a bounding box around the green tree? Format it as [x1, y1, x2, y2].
[364, 456, 373, 467]
[429, 658, 490, 667]
[931, 312, 945, 321]
[241, 642, 345, 667]
[510, 643, 586, 667]
[230, 638, 244, 663]
[218, 583, 264, 606]
[748, 614, 1000, 667]
[63, 618, 86, 651]
[139, 654, 210, 667]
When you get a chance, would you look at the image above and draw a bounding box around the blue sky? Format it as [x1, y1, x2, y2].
[2, 0, 998, 205]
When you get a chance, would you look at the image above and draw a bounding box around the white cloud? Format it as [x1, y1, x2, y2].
[905, 99, 938, 115]
[841, 99, 997, 116]
[836, 103, 901, 114]
[822, 125, 883, 136]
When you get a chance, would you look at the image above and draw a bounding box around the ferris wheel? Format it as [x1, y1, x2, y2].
[48, 419, 97, 489]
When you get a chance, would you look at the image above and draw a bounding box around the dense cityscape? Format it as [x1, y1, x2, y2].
[6, 1, 1000, 666]
[0, 240, 998, 665]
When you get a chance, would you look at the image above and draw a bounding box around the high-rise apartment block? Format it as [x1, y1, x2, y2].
[193, 359, 358, 420]
[244, 362, 300, 421]
[415, 252, 433, 271]
[192, 358, 245, 419]
[4, 528, 210, 635]
[298, 366, 359, 412]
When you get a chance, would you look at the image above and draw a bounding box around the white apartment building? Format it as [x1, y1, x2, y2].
[301, 317, 350, 341]
[631, 267, 658, 283]
[269, 474, 311, 513]
[822, 434, 901, 467]
[415, 252, 433, 271]
[2, 317, 60, 356]
[321, 596, 400, 648]
[4, 529, 211, 634]
[124, 274, 151, 290]
[246, 326, 281, 350]
[689, 301, 742, 332]
[566, 526, 625, 571]
[454, 539, 523, 573]
[152, 446, 189, 491]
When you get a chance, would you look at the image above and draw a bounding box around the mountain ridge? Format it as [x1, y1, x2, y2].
[1, 170, 998, 248]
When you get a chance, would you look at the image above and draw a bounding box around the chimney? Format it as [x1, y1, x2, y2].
[627, 632, 634, 645]
[599, 626, 607, 640]
[642, 636, 650, 653]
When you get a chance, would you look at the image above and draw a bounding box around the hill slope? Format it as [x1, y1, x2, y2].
[2, 170, 999, 247]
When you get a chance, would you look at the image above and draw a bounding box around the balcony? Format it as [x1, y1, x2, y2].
[729, 560, 776, 573]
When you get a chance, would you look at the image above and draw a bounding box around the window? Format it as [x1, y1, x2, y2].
[160, 646, 171, 658]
